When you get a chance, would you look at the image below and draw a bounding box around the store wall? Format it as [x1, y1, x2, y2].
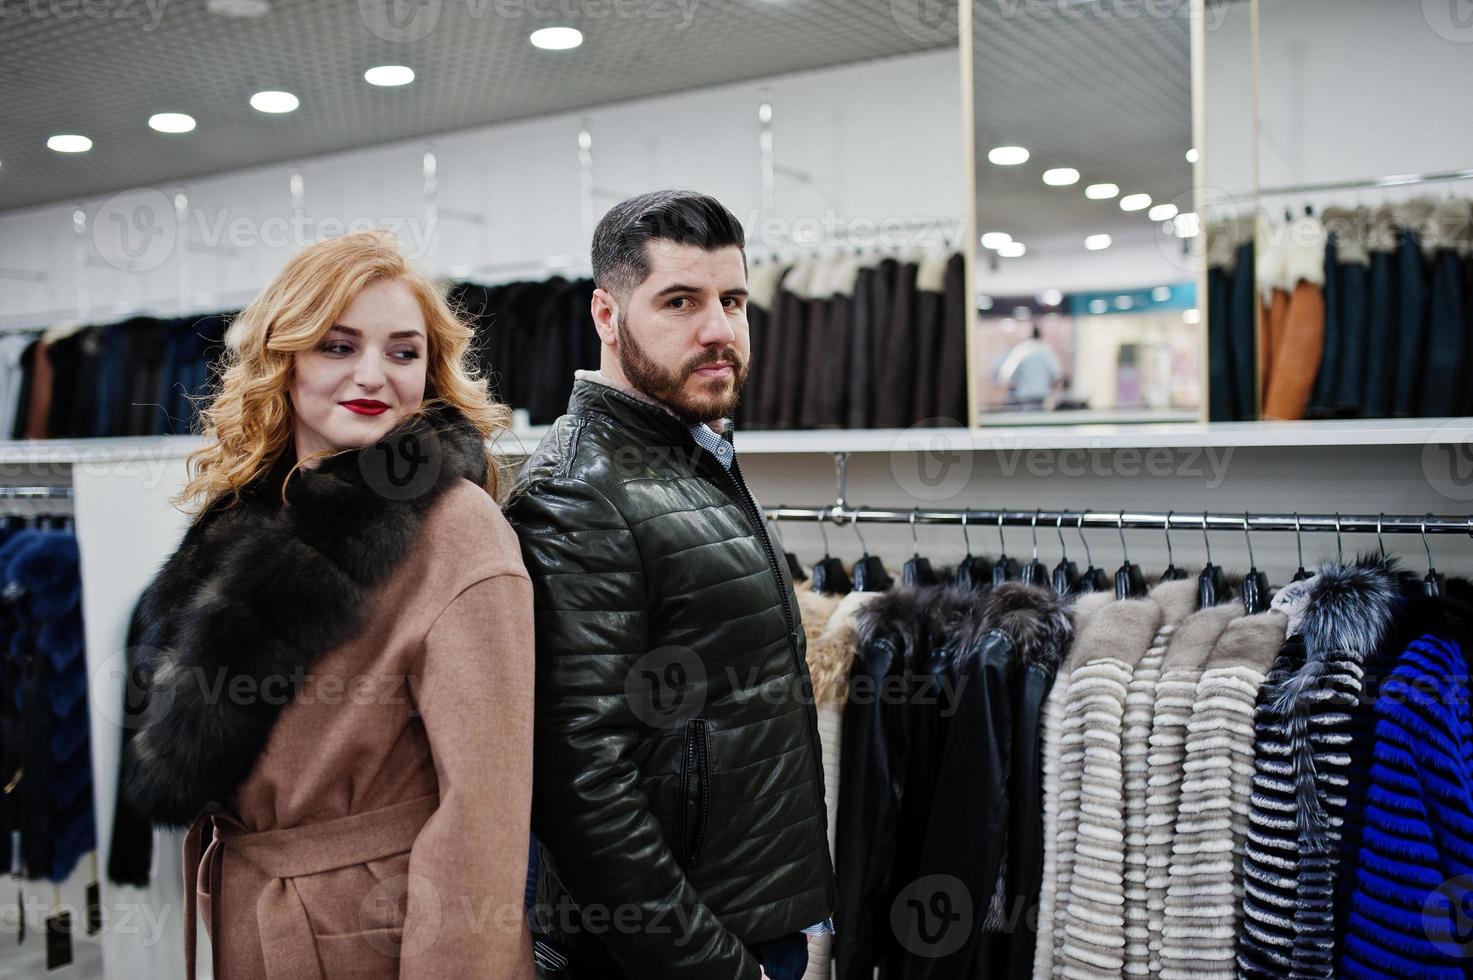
[0, 48, 964, 329]
[1257, 0, 1473, 191]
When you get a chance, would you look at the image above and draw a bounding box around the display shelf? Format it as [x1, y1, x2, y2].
[0, 417, 1465, 466]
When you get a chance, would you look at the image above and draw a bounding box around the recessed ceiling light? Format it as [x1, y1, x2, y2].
[250, 90, 299, 113]
[1183, 308, 1202, 324]
[364, 65, 415, 87]
[980, 231, 1012, 249]
[1174, 212, 1201, 238]
[1042, 167, 1080, 186]
[1115, 295, 1134, 310]
[207, 0, 270, 15]
[47, 134, 92, 153]
[1120, 193, 1152, 212]
[149, 112, 196, 134]
[1148, 203, 1179, 222]
[988, 145, 1030, 166]
[530, 26, 583, 49]
[1085, 182, 1119, 200]
[998, 241, 1027, 257]
[978, 295, 994, 311]
[1040, 288, 1063, 306]
[1089, 299, 1108, 314]
[1185, 147, 1199, 164]
[1085, 234, 1113, 251]
[1152, 286, 1172, 302]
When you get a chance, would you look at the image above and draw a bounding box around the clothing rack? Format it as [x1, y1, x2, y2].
[1253, 167, 1473, 198]
[762, 505, 1472, 538]
[0, 486, 74, 500]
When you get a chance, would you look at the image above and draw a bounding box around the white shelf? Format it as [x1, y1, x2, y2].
[0, 417, 1465, 467]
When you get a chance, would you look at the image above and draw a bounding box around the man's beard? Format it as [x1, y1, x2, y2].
[616, 316, 750, 425]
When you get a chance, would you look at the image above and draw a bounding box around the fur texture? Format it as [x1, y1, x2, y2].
[120, 403, 488, 827]
[981, 581, 1073, 671]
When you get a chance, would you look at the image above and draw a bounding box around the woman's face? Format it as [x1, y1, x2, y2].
[289, 278, 428, 462]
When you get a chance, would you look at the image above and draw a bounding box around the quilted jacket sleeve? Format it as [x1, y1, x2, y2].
[510, 476, 763, 979]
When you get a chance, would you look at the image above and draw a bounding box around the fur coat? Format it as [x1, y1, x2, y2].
[115, 403, 536, 980]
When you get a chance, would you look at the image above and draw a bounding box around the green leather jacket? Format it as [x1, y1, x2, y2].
[508, 378, 836, 978]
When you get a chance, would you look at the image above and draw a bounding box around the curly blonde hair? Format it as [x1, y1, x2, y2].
[176, 230, 510, 517]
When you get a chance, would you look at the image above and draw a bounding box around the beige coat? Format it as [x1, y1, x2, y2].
[185, 480, 536, 980]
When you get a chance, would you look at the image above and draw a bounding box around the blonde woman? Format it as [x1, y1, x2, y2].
[116, 231, 536, 979]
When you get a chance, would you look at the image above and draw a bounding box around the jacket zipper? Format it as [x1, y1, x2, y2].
[678, 718, 711, 866]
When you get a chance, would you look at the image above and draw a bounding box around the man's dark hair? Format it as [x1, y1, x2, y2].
[591, 190, 746, 300]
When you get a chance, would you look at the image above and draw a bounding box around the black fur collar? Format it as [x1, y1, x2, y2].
[121, 402, 488, 827]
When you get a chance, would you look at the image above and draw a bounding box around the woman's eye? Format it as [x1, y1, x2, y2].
[321, 342, 352, 355]
[391, 349, 420, 361]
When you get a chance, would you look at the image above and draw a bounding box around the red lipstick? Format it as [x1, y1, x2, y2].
[340, 399, 389, 416]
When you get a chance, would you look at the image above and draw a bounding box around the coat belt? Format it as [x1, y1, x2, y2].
[183, 793, 439, 980]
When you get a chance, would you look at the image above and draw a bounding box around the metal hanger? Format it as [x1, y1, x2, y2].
[901, 508, 937, 587]
[770, 509, 807, 584]
[811, 511, 851, 595]
[1376, 513, 1388, 568]
[1051, 514, 1080, 596]
[1421, 513, 1446, 597]
[1291, 512, 1314, 581]
[992, 512, 1020, 585]
[1240, 513, 1270, 613]
[1335, 512, 1344, 564]
[955, 512, 994, 592]
[1075, 511, 1110, 593]
[1020, 510, 1050, 587]
[1197, 511, 1229, 607]
[851, 510, 892, 593]
[1158, 510, 1188, 580]
[1114, 510, 1147, 599]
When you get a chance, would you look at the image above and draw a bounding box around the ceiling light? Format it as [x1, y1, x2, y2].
[1089, 299, 1108, 314]
[364, 65, 415, 87]
[1042, 167, 1080, 186]
[1183, 308, 1202, 325]
[207, 0, 270, 14]
[1115, 296, 1134, 310]
[1174, 212, 1201, 238]
[1040, 289, 1063, 306]
[530, 26, 583, 49]
[980, 231, 1012, 249]
[1152, 286, 1172, 302]
[1148, 203, 1179, 222]
[47, 134, 92, 153]
[978, 295, 994, 310]
[1185, 147, 1199, 164]
[250, 90, 299, 113]
[148, 112, 196, 133]
[1120, 193, 1152, 212]
[997, 241, 1027, 257]
[1085, 234, 1112, 251]
[988, 145, 1030, 166]
[1085, 182, 1119, 200]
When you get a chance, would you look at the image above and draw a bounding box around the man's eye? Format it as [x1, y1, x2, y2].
[669, 297, 691, 309]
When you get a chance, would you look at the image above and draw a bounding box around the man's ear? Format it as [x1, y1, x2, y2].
[591, 288, 619, 349]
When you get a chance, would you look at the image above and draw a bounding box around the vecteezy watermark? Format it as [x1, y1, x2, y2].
[359, 0, 698, 42]
[890, 421, 975, 504]
[0, 894, 172, 946]
[1421, 420, 1473, 502]
[1423, 0, 1473, 42]
[1422, 874, 1473, 959]
[993, 445, 1234, 488]
[90, 189, 437, 273]
[890, 874, 973, 959]
[0, 0, 168, 30]
[889, 0, 958, 43]
[359, 427, 444, 501]
[743, 211, 963, 253]
[625, 646, 708, 728]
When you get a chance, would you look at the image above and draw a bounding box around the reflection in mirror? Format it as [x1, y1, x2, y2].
[971, 0, 1202, 424]
[1243, 0, 1473, 422]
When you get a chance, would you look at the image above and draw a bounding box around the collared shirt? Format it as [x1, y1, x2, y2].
[687, 420, 735, 471]
[689, 419, 833, 943]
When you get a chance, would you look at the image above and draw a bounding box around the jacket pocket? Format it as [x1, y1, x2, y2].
[676, 718, 712, 867]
